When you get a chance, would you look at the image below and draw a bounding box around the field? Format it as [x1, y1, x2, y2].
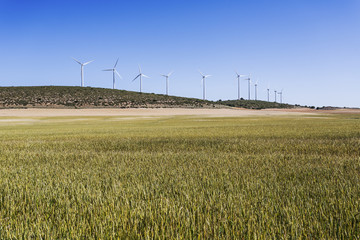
[0, 112, 359, 238]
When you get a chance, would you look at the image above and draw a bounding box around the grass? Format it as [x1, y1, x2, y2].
[0, 114, 359, 238]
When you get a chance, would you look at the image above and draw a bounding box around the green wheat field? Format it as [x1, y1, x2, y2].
[0, 114, 359, 239]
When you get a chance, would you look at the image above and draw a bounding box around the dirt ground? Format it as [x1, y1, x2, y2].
[0, 107, 358, 118]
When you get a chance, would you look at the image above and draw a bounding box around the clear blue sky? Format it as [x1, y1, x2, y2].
[1, 0, 359, 107]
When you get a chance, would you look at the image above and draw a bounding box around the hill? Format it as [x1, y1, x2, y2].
[0, 86, 298, 109]
[217, 99, 295, 109]
[0, 86, 222, 109]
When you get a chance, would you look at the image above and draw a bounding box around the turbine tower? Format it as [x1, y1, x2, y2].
[199, 71, 211, 100]
[235, 72, 246, 100]
[274, 90, 277, 102]
[244, 76, 251, 100]
[103, 58, 122, 89]
[161, 71, 173, 95]
[254, 80, 258, 101]
[132, 65, 150, 93]
[72, 58, 93, 87]
[267, 84, 270, 102]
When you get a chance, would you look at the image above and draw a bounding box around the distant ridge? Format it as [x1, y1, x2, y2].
[217, 99, 295, 110]
[0, 86, 297, 109]
[0, 86, 222, 109]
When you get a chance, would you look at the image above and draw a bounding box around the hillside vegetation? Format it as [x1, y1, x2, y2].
[0, 86, 297, 109]
[218, 99, 295, 109]
[0, 86, 219, 108]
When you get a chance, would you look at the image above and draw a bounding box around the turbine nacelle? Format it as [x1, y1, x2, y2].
[235, 71, 247, 78]
[73, 58, 94, 66]
[199, 70, 211, 79]
[161, 71, 174, 78]
[141, 73, 150, 78]
[133, 66, 150, 82]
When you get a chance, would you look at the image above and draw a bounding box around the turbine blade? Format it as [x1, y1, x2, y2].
[115, 70, 122, 79]
[205, 75, 211, 78]
[132, 74, 141, 82]
[103, 69, 113, 71]
[168, 71, 173, 77]
[138, 65, 142, 73]
[161, 74, 167, 77]
[72, 57, 82, 65]
[198, 70, 204, 77]
[142, 74, 150, 78]
[114, 58, 119, 68]
[83, 60, 93, 65]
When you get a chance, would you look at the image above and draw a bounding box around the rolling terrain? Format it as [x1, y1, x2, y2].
[0, 86, 297, 109]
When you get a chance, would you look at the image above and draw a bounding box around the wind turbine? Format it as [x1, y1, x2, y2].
[266, 84, 270, 102]
[72, 58, 93, 87]
[235, 72, 246, 100]
[199, 71, 211, 100]
[254, 80, 258, 101]
[103, 58, 122, 89]
[274, 90, 277, 102]
[244, 75, 251, 100]
[278, 89, 283, 103]
[132, 65, 150, 93]
[161, 71, 173, 95]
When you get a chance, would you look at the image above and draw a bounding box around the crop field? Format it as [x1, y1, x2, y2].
[0, 114, 359, 239]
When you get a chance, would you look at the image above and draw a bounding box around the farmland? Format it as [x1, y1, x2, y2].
[0, 113, 359, 238]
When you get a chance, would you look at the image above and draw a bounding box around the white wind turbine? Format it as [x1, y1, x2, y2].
[244, 75, 251, 100]
[199, 71, 211, 100]
[266, 84, 270, 102]
[274, 90, 277, 102]
[161, 71, 173, 95]
[103, 58, 122, 89]
[235, 72, 246, 100]
[278, 89, 283, 103]
[254, 80, 259, 101]
[132, 65, 150, 93]
[72, 58, 93, 87]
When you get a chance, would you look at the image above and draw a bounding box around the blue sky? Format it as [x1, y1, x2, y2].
[0, 0, 359, 107]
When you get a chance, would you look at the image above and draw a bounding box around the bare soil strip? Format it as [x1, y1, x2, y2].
[0, 108, 354, 117]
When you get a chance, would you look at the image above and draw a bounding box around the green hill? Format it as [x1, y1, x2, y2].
[0, 86, 299, 109]
[217, 99, 295, 109]
[0, 86, 222, 109]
